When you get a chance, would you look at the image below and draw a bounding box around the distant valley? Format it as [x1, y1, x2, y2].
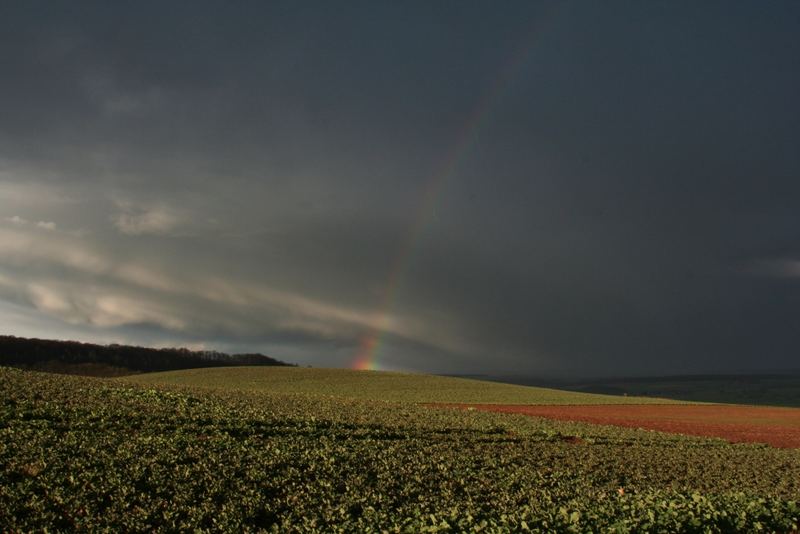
[479, 373, 800, 408]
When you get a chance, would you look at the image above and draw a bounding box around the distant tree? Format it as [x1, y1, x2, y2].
[0, 335, 294, 374]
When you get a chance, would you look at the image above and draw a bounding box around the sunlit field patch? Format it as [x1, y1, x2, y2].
[122, 366, 684, 405]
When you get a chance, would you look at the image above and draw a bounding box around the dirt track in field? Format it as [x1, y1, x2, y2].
[430, 404, 800, 448]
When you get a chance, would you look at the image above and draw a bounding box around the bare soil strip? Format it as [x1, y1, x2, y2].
[429, 404, 800, 448]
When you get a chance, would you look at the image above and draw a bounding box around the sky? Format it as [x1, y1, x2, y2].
[1, 1, 799, 377]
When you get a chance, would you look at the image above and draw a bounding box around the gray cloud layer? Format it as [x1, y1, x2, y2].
[1, 2, 799, 376]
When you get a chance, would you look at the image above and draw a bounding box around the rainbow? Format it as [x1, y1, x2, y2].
[352, 10, 558, 371]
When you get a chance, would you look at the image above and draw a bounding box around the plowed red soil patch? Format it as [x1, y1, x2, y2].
[430, 404, 800, 448]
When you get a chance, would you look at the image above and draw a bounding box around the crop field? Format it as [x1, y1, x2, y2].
[2, 367, 799, 532]
[433, 404, 800, 449]
[123, 366, 684, 405]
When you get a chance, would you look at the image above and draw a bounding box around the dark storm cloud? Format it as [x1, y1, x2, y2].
[1, 1, 799, 375]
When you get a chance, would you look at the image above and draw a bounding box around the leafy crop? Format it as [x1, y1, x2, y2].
[1, 367, 798, 532]
[123, 367, 686, 405]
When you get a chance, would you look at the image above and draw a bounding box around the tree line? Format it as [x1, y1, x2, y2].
[0, 335, 293, 374]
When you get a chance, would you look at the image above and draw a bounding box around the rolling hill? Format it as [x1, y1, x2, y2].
[122, 366, 682, 405]
[2, 366, 798, 532]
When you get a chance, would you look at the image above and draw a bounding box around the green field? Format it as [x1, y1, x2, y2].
[122, 366, 683, 405]
[1, 366, 799, 532]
